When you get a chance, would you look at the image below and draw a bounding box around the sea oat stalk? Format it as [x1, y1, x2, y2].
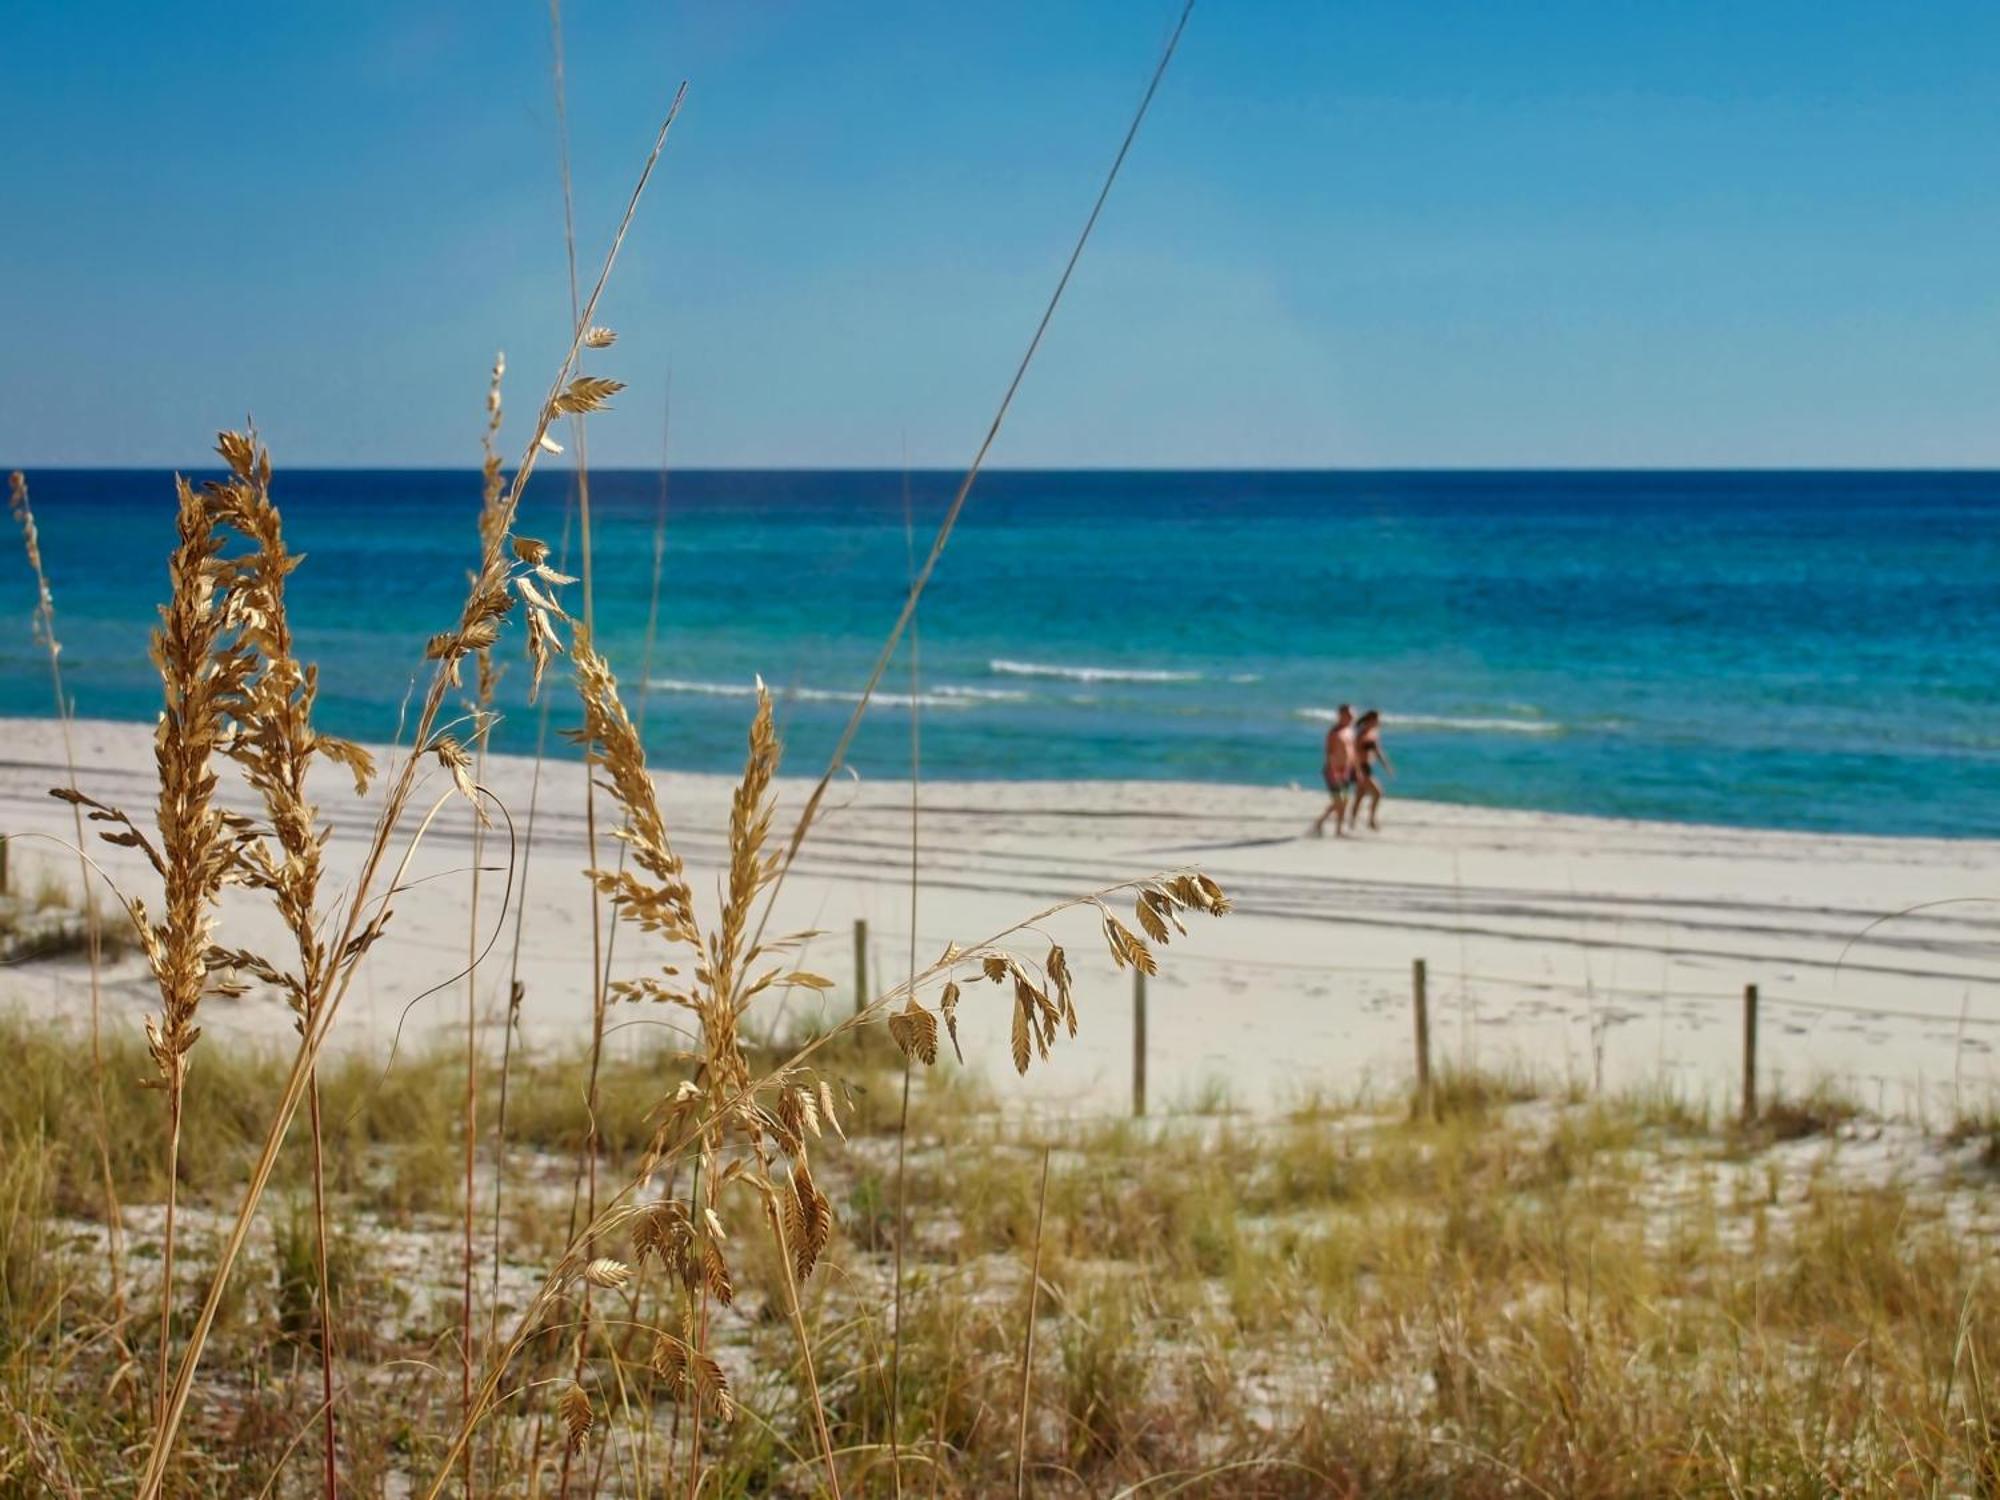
[134, 90, 685, 1495]
[742, 0, 1196, 975]
[889, 462, 921, 1495]
[461, 349, 508, 1495]
[487, 489, 575, 1413]
[412, 853, 1227, 1500]
[552, 638, 1228, 1495]
[132, 475, 245, 1429]
[202, 431, 375, 1497]
[7, 472, 124, 1306]
[568, 641, 826, 1489]
[544, 15, 616, 1490]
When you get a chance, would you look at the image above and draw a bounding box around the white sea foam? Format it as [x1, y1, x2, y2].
[1295, 707, 1562, 735]
[648, 677, 761, 699]
[929, 684, 1031, 702]
[990, 658, 1200, 684]
[647, 677, 1018, 710]
[1394, 713, 1563, 735]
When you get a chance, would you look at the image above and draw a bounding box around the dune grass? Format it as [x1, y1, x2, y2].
[4, 1011, 1999, 1496]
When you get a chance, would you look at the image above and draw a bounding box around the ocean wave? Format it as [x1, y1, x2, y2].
[646, 677, 1018, 711]
[648, 677, 761, 699]
[1295, 707, 1562, 735]
[990, 657, 1200, 684]
[930, 684, 1031, 702]
[1394, 713, 1563, 735]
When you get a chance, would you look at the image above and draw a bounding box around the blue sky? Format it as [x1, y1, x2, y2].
[7, 2, 2000, 468]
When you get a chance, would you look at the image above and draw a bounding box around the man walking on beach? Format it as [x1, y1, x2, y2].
[1313, 704, 1358, 836]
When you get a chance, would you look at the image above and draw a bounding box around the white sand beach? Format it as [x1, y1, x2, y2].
[4, 715, 1997, 1118]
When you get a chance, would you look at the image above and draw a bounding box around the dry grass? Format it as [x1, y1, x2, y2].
[5, 1013, 1999, 1496]
[10, 469, 126, 1310]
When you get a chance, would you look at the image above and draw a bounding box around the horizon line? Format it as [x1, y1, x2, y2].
[14, 463, 2000, 477]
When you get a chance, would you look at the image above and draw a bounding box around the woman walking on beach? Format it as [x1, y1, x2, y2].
[1353, 709, 1393, 831]
[1314, 704, 1358, 836]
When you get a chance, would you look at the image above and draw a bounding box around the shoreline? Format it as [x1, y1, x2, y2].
[3, 716, 1998, 1115]
[0, 704, 1987, 846]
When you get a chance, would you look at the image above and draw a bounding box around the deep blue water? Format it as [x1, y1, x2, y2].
[4, 469, 1997, 838]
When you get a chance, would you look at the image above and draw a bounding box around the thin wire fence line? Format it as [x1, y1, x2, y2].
[1429, 974, 2000, 1030]
[14, 958, 1997, 1031]
[1048, 945, 2000, 1027]
[12, 973, 1998, 1133]
[855, 920, 2000, 990]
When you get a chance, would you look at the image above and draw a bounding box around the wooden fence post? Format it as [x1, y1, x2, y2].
[1741, 983, 1759, 1126]
[1132, 968, 1148, 1118]
[0, 835, 8, 897]
[853, 918, 868, 1017]
[1413, 958, 1432, 1119]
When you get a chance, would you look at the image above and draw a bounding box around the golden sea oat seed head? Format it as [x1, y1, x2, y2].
[632, 1198, 694, 1270]
[696, 1352, 735, 1420]
[430, 734, 480, 814]
[1195, 872, 1230, 913]
[784, 1159, 832, 1281]
[650, 1337, 733, 1419]
[649, 1333, 688, 1390]
[559, 1381, 593, 1454]
[514, 574, 566, 616]
[216, 430, 257, 479]
[552, 374, 626, 415]
[888, 1000, 939, 1067]
[1046, 943, 1078, 1036]
[1018, 973, 1058, 1057]
[582, 1257, 632, 1290]
[9, 473, 59, 649]
[776, 1083, 820, 1144]
[818, 1079, 847, 1140]
[1143, 885, 1187, 937]
[938, 979, 965, 1063]
[701, 1235, 735, 1306]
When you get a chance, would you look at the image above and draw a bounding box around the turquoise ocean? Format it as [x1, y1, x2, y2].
[4, 469, 1995, 838]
